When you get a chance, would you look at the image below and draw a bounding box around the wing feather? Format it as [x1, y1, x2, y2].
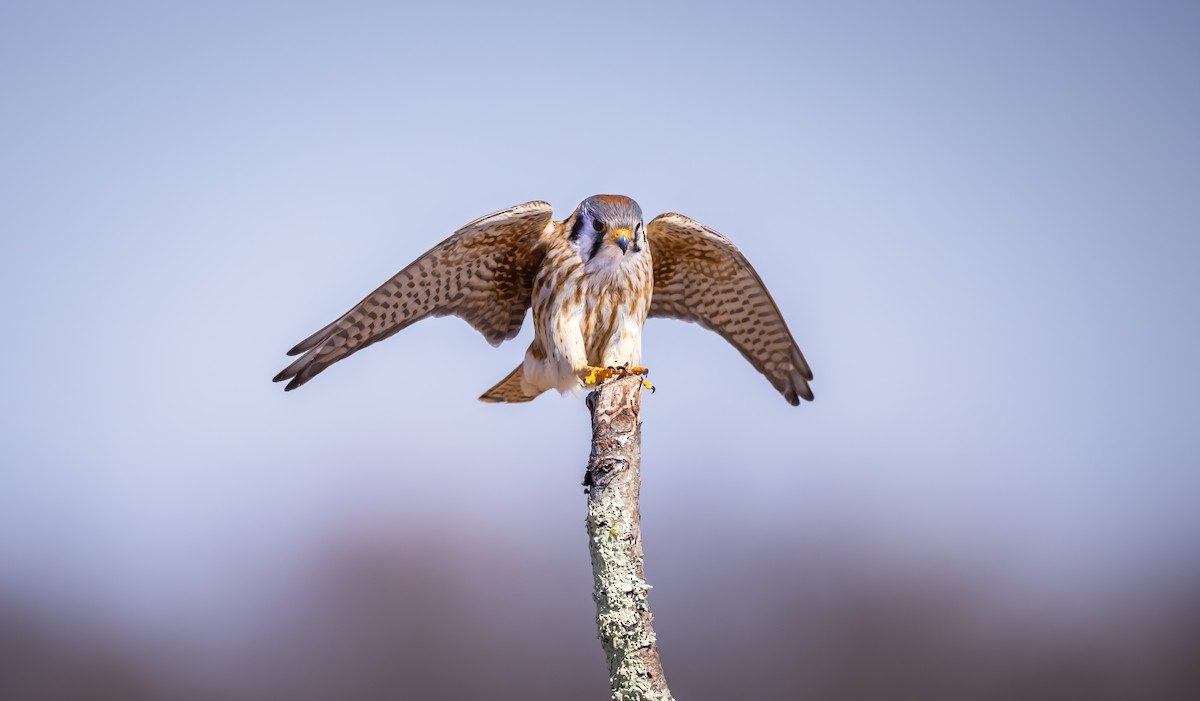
[647, 212, 814, 405]
[274, 201, 554, 391]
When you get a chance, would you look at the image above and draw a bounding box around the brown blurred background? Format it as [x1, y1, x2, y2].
[3, 526, 1198, 700]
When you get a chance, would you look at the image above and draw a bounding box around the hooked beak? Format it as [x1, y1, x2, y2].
[611, 228, 631, 254]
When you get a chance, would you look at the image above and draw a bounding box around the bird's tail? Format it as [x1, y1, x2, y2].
[479, 364, 543, 403]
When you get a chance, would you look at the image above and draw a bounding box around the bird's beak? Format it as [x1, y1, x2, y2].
[611, 229, 631, 254]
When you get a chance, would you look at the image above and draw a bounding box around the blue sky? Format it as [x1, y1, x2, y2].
[1, 0, 1198, 642]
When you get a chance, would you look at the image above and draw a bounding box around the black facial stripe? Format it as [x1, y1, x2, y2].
[589, 235, 605, 260]
[569, 216, 584, 241]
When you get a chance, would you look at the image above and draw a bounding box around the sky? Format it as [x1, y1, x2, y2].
[1, 1, 1198, 694]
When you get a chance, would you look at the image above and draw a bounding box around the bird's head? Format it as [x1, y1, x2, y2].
[568, 194, 645, 266]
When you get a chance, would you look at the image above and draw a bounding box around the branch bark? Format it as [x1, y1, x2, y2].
[584, 376, 675, 701]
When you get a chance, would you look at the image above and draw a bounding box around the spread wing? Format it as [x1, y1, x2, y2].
[274, 200, 555, 391]
[646, 212, 814, 405]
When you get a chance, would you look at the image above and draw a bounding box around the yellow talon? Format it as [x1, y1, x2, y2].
[580, 366, 618, 386]
[579, 364, 651, 387]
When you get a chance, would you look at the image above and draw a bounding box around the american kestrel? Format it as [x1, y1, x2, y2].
[274, 195, 814, 404]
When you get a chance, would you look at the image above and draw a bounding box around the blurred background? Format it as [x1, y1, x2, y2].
[2, 1, 1198, 699]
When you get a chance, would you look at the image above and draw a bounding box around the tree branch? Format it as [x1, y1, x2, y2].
[584, 376, 675, 701]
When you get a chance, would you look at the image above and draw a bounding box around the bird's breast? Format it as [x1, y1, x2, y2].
[531, 242, 653, 366]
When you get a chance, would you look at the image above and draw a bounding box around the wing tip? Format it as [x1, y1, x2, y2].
[274, 353, 316, 391]
[783, 371, 814, 406]
[784, 388, 813, 406]
[273, 370, 305, 391]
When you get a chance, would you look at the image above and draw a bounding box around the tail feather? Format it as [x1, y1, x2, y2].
[479, 364, 543, 403]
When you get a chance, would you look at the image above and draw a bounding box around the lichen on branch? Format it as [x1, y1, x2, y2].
[585, 376, 674, 701]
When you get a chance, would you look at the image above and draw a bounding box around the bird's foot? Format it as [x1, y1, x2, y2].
[620, 364, 653, 392]
[580, 363, 654, 392]
[624, 365, 654, 393]
[580, 365, 620, 386]
[605, 362, 650, 377]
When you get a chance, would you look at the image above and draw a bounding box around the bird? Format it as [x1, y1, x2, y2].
[273, 195, 814, 405]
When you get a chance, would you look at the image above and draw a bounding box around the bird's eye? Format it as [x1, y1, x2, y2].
[593, 219, 605, 232]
